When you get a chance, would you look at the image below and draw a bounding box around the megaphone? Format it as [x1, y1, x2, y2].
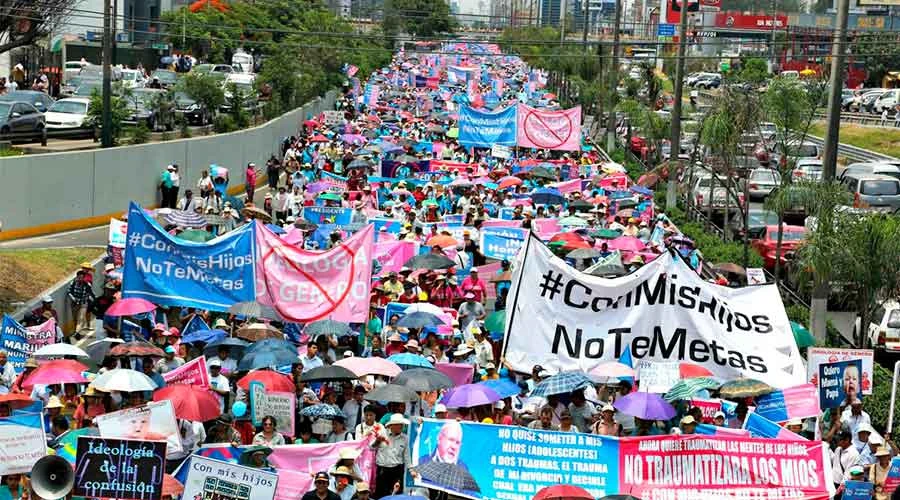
[30, 455, 74, 500]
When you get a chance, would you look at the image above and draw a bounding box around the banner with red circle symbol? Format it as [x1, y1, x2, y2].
[255, 223, 374, 324]
[516, 104, 582, 151]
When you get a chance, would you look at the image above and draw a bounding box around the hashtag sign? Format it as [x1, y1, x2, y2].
[128, 233, 141, 247]
[538, 270, 564, 300]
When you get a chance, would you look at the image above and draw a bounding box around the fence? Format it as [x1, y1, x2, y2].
[0, 90, 338, 239]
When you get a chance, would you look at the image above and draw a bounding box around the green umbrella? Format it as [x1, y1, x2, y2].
[178, 229, 213, 242]
[446, 127, 459, 138]
[790, 321, 816, 349]
[422, 199, 438, 207]
[719, 378, 775, 399]
[318, 192, 342, 201]
[484, 310, 506, 333]
[592, 229, 622, 239]
[664, 377, 721, 402]
[558, 216, 588, 227]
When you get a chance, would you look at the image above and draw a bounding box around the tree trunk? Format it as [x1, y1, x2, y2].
[857, 290, 869, 348]
[774, 211, 785, 285]
[810, 281, 830, 344]
[724, 170, 732, 242]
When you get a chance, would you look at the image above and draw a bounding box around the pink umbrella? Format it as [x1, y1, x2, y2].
[607, 236, 646, 252]
[282, 227, 305, 245]
[334, 356, 402, 378]
[498, 176, 523, 189]
[105, 297, 156, 317]
[589, 362, 636, 378]
[510, 199, 533, 207]
[23, 359, 89, 388]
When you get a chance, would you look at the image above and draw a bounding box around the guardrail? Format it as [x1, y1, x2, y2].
[804, 134, 897, 163]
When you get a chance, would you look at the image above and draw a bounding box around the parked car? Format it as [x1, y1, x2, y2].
[857, 300, 900, 355]
[839, 162, 900, 182]
[73, 81, 103, 97]
[694, 74, 722, 89]
[688, 72, 720, 87]
[44, 97, 91, 130]
[858, 89, 887, 113]
[792, 158, 824, 182]
[149, 70, 179, 88]
[0, 101, 45, 136]
[758, 122, 777, 142]
[770, 141, 821, 168]
[841, 173, 900, 212]
[691, 175, 745, 213]
[727, 208, 780, 240]
[0, 90, 54, 113]
[751, 224, 807, 269]
[120, 69, 146, 89]
[747, 168, 781, 199]
[174, 92, 213, 125]
[221, 73, 258, 111]
[841, 89, 856, 111]
[123, 88, 175, 131]
[63, 60, 91, 82]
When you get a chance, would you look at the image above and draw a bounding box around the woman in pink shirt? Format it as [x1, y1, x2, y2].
[460, 269, 487, 303]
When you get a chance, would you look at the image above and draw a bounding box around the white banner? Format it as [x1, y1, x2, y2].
[109, 218, 128, 248]
[323, 110, 343, 126]
[638, 361, 680, 393]
[94, 400, 182, 454]
[502, 234, 805, 389]
[807, 347, 874, 395]
[182, 456, 277, 500]
[0, 413, 46, 474]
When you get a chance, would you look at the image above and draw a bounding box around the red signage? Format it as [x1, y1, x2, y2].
[666, 0, 721, 24]
[714, 11, 788, 29]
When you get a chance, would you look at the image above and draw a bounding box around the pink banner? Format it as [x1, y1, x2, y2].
[551, 178, 582, 195]
[162, 355, 210, 387]
[255, 223, 374, 323]
[374, 240, 417, 275]
[429, 160, 475, 173]
[436, 362, 474, 387]
[270, 438, 376, 500]
[533, 218, 561, 239]
[26, 319, 56, 351]
[690, 398, 722, 423]
[598, 173, 630, 190]
[479, 219, 523, 229]
[516, 104, 582, 151]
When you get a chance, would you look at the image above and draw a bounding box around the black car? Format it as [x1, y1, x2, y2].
[0, 90, 54, 112]
[0, 101, 45, 137]
[123, 89, 174, 131]
[174, 92, 213, 125]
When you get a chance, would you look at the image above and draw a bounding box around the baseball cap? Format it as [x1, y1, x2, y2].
[680, 415, 696, 425]
[314, 472, 329, 482]
[164, 346, 176, 354]
[356, 482, 370, 492]
[434, 404, 448, 414]
[714, 411, 726, 419]
[208, 359, 222, 368]
[41, 295, 53, 303]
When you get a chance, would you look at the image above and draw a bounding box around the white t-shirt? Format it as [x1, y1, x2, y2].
[208, 373, 231, 411]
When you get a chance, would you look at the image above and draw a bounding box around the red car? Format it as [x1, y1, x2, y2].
[750, 224, 807, 269]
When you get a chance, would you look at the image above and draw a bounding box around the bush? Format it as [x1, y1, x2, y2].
[130, 123, 150, 144]
[179, 118, 192, 139]
[213, 115, 237, 134]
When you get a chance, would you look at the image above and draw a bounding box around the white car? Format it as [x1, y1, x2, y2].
[857, 300, 900, 353]
[120, 69, 146, 89]
[44, 97, 90, 130]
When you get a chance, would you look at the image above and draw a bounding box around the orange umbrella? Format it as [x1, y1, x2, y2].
[0, 393, 35, 409]
[426, 235, 458, 248]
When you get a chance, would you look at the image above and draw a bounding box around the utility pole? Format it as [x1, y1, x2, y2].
[560, 0, 566, 45]
[822, 0, 849, 181]
[666, 0, 689, 210]
[101, 0, 113, 148]
[582, 0, 589, 54]
[606, 0, 621, 152]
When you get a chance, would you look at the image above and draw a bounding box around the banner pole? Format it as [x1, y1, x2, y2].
[888, 360, 900, 435]
[500, 232, 533, 361]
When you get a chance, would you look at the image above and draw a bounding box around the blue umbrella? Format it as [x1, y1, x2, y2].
[238, 347, 300, 371]
[531, 371, 593, 397]
[181, 329, 227, 345]
[479, 378, 521, 398]
[388, 353, 434, 370]
[243, 338, 298, 355]
[396, 312, 443, 329]
[265, 223, 286, 235]
[630, 185, 654, 196]
[531, 188, 564, 205]
[300, 404, 345, 420]
[203, 337, 249, 358]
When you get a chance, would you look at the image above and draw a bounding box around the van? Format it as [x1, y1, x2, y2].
[873, 89, 900, 113]
[839, 162, 900, 182]
[859, 300, 900, 354]
[841, 173, 900, 211]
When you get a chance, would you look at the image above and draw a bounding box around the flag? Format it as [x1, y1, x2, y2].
[181, 315, 210, 338]
[619, 346, 635, 387]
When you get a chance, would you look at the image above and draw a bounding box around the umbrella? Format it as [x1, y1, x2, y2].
[566, 248, 601, 260]
[396, 312, 443, 329]
[549, 232, 591, 250]
[403, 303, 445, 316]
[300, 404, 346, 420]
[204, 337, 249, 358]
[601, 496, 642, 500]
[426, 235, 458, 248]
[109, 341, 166, 358]
[589, 362, 636, 378]
[153, 385, 221, 422]
[558, 216, 588, 227]
[498, 176, 523, 189]
[592, 229, 622, 239]
[569, 200, 593, 211]
[608, 236, 646, 252]
[531, 371, 593, 397]
[163, 210, 207, 229]
[715, 262, 746, 275]
[238, 346, 299, 371]
[791, 321, 816, 349]
[162, 475, 184, 498]
[237, 370, 295, 392]
[441, 384, 502, 408]
[341, 134, 367, 145]
[0, 393, 37, 409]
[664, 377, 722, 402]
[718, 378, 775, 399]
[478, 378, 521, 398]
[484, 310, 506, 333]
[403, 253, 455, 270]
[680, 362, 715, 379]
[335, 357, 402, 378]
[23, 360, 89, 387]
[90, 369, 158, 392]
[393, 368, 452, 391]
[310, 134, 329, 142]
[318, 192, 342, 202]
[413, 461, 480, 492]
[347, 159, 372, 169]
[388, 353, 434, 370]
[305, 319, 352, 337]
[301, 365, 359, 382]
[181, 329, 227, 345]
[178, 229, 213, 242]
[85, 337, 125, 362]
[585, 252, 626, 277]
[530, 166, 557, 180]
[105, 298, 156, 317]
[33, 343, 89, 358]
[534, 485, 594, 500]
[365, 383, 420, 402]
[235, 322, 283, 342]
[241, 206, 272, 222]
[613, 391, 676, 420]
[531, 188, 564, 205]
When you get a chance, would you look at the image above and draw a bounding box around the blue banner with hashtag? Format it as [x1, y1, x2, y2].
[121, 202, 255, 311]
[480, 227, 528, 260]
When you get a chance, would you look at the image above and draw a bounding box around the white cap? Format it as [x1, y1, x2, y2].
[494, 401, 505, 410]
[714, 411, 726, 419]
[600, 403, 615, 413]
[785, 418, 802, 427]
[857, 423, 876, 434]
[41, 295, 53, 303]
[434, 404, 448, 414]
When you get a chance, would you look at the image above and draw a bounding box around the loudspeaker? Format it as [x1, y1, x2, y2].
[30, 455, 74, 500]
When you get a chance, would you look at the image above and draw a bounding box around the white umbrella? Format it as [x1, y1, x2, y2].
[33, 343, 90, 359]
[85, 338, 125, 363]
[402, 303, 445, 317]
[90, 368, 157, 392]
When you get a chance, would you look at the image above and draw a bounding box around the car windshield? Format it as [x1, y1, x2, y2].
[122, 72, 138, 81]
[788, 144, 818, 157]
[780, 230, 805, 241]
[49, 100, 87, 114]
[749, 211, 779, 225]
[861, 180, 900, 196]
[750, 170, 778, 182]
[174, 92, 194, 106]
[153, 72, 176, 83]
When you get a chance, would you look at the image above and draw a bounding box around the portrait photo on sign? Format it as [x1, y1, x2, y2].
[411, 420, 480, 495]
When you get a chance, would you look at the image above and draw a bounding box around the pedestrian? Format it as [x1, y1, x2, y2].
[246, 162, 261, 204]
[881, 107, 889, 126]
[67, 263, 95, 338]
[372, 413, 408, 498]
[302, 472, 340, 500]
[266, 156, 281, 192]
[197, 169, 214, 198]
[253, 415, 286, 446]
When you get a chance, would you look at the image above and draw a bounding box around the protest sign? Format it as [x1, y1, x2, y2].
[182, 456, 277, 500]
[492, 144, 512, 159]
[162, 355, 210, 388]
[381, 159, 430, 178]
[255, 223, 374, 323]
[807, 347, 873, 394]
[480, 227, 528, 261]
[843, 480, 874, 500]
[268, 437, 376, 498]
[374, 240, 418, 275]
[694, 424, 751, 437]
[109, 218, 128, 248]
[533, 218, 561, 239]
[443, 214, 465, 225]
[742, 412, 807, 441]
[249, 381, 296, 437]
[637, 361, 680, 394]
[754, 383, 820, 422]
[516, 104, 582, 151]
[1, 315, 57, 372]
[409, 419, 619, 500]
[371, 217, 403, 234]
[503, 233, 805, 388]
[690, 398, 722, 423]
[458, 105, 517, 148]
[479, 219, 523, 229]
[818, 359, 862, 409]
[618, 435, 832, 499]
[884, 456, 900, 495]
[0, 413, 46, 474]
[302, 206, 353, 226]
[95, 400, 182, 454]
[323, 110, 343, 126]
[498, 207, 515, 220]
[122, 202, 255, 311]
[74, 437, 166, 500]
[746, 268, 766, 285]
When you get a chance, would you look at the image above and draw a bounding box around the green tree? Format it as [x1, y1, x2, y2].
[225, 82, 250, 129]
[383, 0, 455, 36]
[86, 89, 131, 146]
[737, 57, 769, 85]
[149, 89, 177, 131]
[256, 43, 303, 112]
[178, 72, 226, 116]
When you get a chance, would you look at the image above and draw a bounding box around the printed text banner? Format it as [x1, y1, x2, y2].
[457, 105, 517, 148]
[618, 435, 833, 500]
[122, 202, 256, 311]
[502, 234, 805, 389]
